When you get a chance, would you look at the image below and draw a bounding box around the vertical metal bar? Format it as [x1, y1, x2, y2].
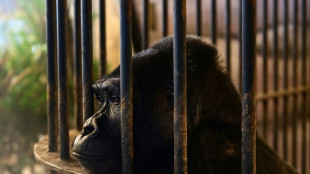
[272, 0, 279, 152]
[292, 0, 298, 167]
[196, 0, 201, 36]
[225, 0, 231, 76]
[262, 0, 268, 139]
[132, 3, 142, 52]
[301, 0, 307, 173]
[73, 0, 83, 131]
[173, 0, 187, 173]
[162, 0, 168, 37]
[241, 0, 256, 174]
[99, 0, 107, 76]
[142, 0, 149, 50]
[81, 0, 94, 122]
[211, 0, 216, 44]
[46, 0, 58, 152]
[239, 0, 242, 93]
[282, 0, 288, 161]
[120, 0, 134, 173]
[56, 0, 70, 160]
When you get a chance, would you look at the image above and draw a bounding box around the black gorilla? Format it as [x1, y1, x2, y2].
[72, 36, 298, 174]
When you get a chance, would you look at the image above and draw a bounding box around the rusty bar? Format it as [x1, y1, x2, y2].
[142, 0, 149, 50]
[211, 0, 216, 44]
[120, 0, 134, 173]
[81, 0, 94, 122]
[292, 0, 298, 167]
[239, 0, 242, 93]
[196, 0, 201, 36]
[99, 0, 107, 76]
[282, 0, 288, 160]
[261, 0, 268, 139]
[46, 0, 58, 152]
[73, 0, 83, 131]
[241, 0, 256, 173]
[56, 0, 70, 160]
[225, 0, 231, 76]
[162, 0, 168, 37]
[173, 0, 187, 173]
[272, 0, 279, 151]
[301, 0, 307, 173]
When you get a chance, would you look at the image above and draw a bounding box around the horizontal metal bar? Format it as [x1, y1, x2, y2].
[256, 85, 310, 101]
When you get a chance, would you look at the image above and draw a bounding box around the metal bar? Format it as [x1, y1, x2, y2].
[272, 0, 279, 152]
[225, 0, 231, 76]
[301, 0, 307, 173]
[73, 0, 83, 131]
[173, 0, 187, 173]
[56, 0, 70, 160]
[120, 0, 134, 173]
[211, 0, 216, 44]
[282, 0, 288, 160]
[239, 0, 242, 93]
[262, 0, 268, 139]
[142, 0, 149, 50]
[81, 0, 94, 122]
[257, 86, 310, 101]
[46, 0, 58, 152]
[196, 0, 201, 36]
[292, 0, 298, 167]
[162, 0, 168, 37]
[241, 0, 256, 173]
[132, 2, 142, 53]
[99, 0, 107, 76]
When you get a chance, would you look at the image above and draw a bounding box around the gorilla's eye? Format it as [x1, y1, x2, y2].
[96, 95, 105, 103]
[111, 96, 120, 104]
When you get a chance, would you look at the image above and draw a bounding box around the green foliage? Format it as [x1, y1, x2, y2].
[0, 0, 48, 173]
[0, 0, 47, 118]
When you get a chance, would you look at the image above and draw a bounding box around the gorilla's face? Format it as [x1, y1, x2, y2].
[72, 78, 122, 173]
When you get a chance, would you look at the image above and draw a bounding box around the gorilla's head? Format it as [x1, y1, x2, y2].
[72, 36, 242, 173]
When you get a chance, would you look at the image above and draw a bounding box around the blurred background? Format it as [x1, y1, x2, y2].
[0, 0, 122, 173]
[0, 0, 48, 173]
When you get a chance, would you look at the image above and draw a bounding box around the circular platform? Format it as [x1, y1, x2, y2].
[33, 130, 90, 174]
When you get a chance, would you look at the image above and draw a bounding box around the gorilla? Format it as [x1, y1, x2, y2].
[72, 36, 298, 174]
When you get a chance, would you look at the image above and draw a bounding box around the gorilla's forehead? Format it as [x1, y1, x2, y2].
[92, 78, 120, 94]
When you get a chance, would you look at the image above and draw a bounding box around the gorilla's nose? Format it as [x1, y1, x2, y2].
[82, 123, 95, 137]
[80, 116, 100, 138]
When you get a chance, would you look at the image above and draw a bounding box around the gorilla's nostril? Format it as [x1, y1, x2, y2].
[82, 125, 95, 137]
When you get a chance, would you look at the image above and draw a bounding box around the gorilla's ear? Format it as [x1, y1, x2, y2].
[186, 38, 219, 74]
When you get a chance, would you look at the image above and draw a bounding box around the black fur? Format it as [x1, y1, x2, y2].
[72, 36, 298, 174]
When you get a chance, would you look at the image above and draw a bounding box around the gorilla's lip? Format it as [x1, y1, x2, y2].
[72, 151, 108, 160]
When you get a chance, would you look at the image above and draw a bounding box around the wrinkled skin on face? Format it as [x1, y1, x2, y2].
[72, 36, 298, 174]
